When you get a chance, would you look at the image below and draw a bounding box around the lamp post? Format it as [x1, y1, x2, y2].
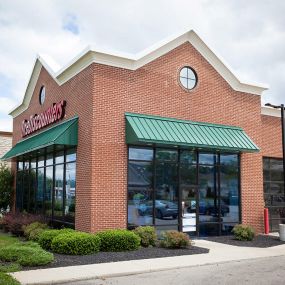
[265, 103, 285, 194]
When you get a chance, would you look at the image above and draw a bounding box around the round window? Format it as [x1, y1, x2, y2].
[179, 67, 197, 90]
[39, 86, 46, 105]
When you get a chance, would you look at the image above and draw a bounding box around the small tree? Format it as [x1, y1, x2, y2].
[0, 163, 14, 210]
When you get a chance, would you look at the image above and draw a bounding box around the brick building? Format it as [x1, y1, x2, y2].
[2, 30, 283, 235]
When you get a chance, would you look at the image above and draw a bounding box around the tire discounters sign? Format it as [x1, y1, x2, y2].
[21, 100, 66, 137]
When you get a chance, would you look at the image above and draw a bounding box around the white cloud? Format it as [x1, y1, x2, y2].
[0, 0, 285, 132]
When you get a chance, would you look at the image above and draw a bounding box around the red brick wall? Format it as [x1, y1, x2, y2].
[12, 41, 277, 234]
[261, 115, 282, 158]
[91, 42, 264, 233]
[12, 65, 95, 232]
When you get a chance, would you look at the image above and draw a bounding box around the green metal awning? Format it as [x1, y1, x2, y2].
[125, 113, 259, 152]
[2, 116, 78, 160]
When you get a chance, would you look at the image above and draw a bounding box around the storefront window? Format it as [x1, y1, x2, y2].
[15, 147, 77, 226]
[65, 162, 76, 223]
[263, 157, 285, 231]
[127, 147, 240, 236]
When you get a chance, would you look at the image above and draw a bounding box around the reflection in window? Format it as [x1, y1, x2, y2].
[263, 157, 285, 231]
[54, 164, 64, 220]
[65, 162, 76, 223]
[16, 148, 77, 226]
[129, 148, 153, 161]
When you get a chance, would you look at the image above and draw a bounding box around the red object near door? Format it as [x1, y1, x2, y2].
[264, 208, 269, 234]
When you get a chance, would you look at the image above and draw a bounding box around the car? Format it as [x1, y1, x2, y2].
[138, 200, 178, 219]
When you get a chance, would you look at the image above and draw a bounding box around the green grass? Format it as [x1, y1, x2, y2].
[0, 232, 54, 267]
[0, 272, 20, 285]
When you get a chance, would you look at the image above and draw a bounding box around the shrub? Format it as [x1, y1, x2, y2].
[51, 232, 101, 255]
[38, 228, 74, 250]
[0, 242, 54, 266]
[23, 222, 48, 241]
[133, 226, 157, 247]
[0, 263, 21, 273]
[97, 229, 141, 252]
[232, 224, 255, 241]
[159, 231, 191, 249]
[1, 212, 45, 236]
[0, 164, 13, 210]
[0, 272, 20, 285]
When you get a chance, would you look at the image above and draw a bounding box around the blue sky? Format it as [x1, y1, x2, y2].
[0, 0, 285, 131]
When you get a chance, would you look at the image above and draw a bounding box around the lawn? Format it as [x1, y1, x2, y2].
[0, 232, 53, 285]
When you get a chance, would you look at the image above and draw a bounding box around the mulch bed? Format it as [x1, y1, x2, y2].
[0, 230, 209, 271]
[22, 245, 209, 271]
[203, 234, 285, 248]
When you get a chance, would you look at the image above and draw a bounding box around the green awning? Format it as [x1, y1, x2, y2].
[2, 116, 78, 160]
[125, 113, 259, 152]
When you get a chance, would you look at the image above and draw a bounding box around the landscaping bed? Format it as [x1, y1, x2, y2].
[23, 245, 209, 270]
[204, 234, 285, 248]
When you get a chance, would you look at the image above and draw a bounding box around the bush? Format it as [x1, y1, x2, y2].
[0, 242, 54, 266]
[0, 212, 45, 236]
[0, 263, 21, 273]
[97, 229, 141, 252]
[23, 222, 48, 241]
[0, 164, 13, 210]
[133, 226, 157, 247]
[232, 224, 255, 241]
[38, 228, 74, 250]
[0, 272, 20, 285]
[51, 232, 101, 255]
[159, 231, 191, 249]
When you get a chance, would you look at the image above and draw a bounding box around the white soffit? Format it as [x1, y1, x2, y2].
[261, 106, 281, 118]
[10, 29, 269, 118]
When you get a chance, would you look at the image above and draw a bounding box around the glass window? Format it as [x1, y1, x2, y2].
[37, 168, 44, 213]
[199, 153, 217, 165]
[31, 157, 37, 169]
[66, 148, 76, 162]
[29, 169, 37, 213]
[179, 66, 197, 90]
[198, 165, 218, 223]
[220, 154, 238, 166]
[65, 162, 76, 223]
[128, 161, 153, 187]
[156, 149, 178, 162]
[180, 150, 196, 164]
[220, 165, 239, 223]
[128, 188, 153, 227]
[45, 166, 53, 217]
[17, 161, 23, 170]
[38, 156, 45, 167]
[46, 153, 53, 166]
[155, 162, 178, 226]
[54, 164, 64, 220]
[129, 147, 153, 161]
[55, 151, 64, 164]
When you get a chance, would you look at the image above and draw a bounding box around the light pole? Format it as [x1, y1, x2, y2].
[265, 103, 285, 195]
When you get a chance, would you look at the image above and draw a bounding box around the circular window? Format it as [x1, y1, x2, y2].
[39, 86, 46, 105]
[179, 67, 197, 90]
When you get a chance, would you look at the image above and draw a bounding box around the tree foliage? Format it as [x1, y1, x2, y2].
[0, 164, 13, 210]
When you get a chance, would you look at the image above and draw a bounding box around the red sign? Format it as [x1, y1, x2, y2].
[21, 100, 66, 137]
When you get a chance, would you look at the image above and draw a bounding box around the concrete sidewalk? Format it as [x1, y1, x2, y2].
[11, 239, 285, 285]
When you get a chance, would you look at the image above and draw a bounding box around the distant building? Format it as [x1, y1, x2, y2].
[0, 131, 12, 166]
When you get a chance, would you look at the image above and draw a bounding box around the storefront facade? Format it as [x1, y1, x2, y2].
[2, 30, 283, 235]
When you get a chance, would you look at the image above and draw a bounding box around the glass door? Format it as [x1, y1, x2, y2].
[180, 151, 197, 234]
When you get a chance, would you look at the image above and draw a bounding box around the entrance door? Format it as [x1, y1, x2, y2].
[181, 186, 197, 233]
[179, 155, 198, 234]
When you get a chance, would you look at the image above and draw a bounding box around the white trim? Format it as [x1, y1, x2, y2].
[10, 29, 269, 118]
[261, 106, 281, 118]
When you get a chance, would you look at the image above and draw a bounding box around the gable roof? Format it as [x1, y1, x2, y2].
[10, 29, 268, 118]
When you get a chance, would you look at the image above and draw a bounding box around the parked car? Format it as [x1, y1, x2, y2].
[138, 200, 178, 219]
